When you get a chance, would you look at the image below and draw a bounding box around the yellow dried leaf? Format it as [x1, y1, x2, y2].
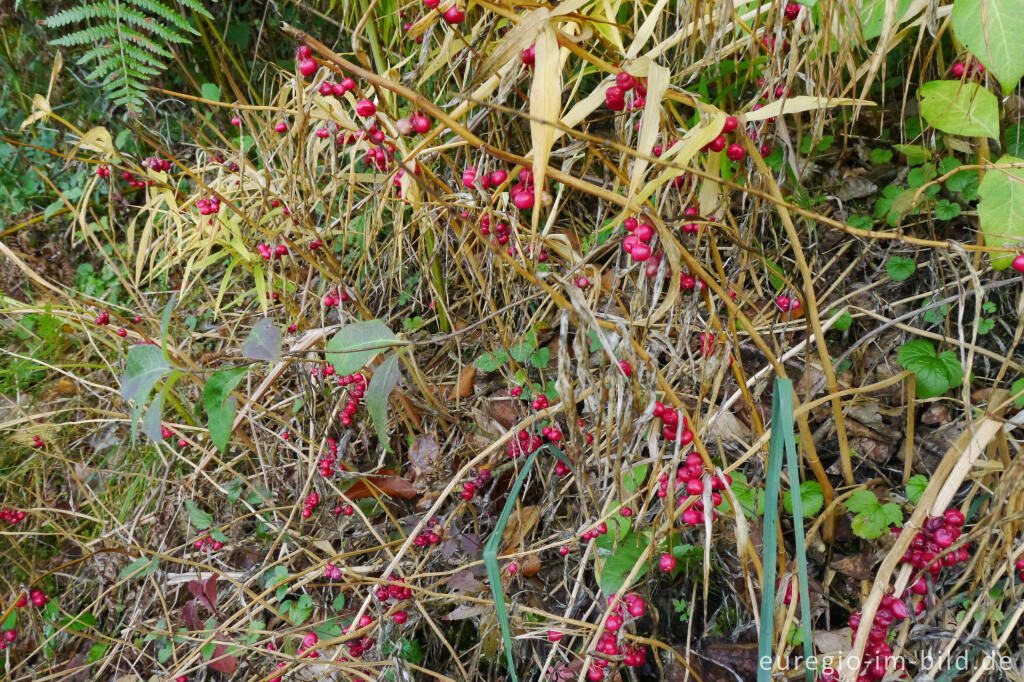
[743, 96, 874, 122]
[530, 23, 560, 233]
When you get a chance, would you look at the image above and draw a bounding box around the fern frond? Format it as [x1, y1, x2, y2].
[44, 0, 216, 112]
[175, 0, 216, 20]
[129, 0, 198, 37]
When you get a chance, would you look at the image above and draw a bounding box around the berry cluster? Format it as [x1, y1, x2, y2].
[460, 468, 490, 500]
[1, 508, 26, 525]
[301, 492, 320, 518]
[333, 503, 355, 516]
[396, 111, 431, 136]
[587, 594, 648, 679]
[142, 156, 171, 172]
[338, 372, 367, 426]
[652, 401, 694, 442]
[896, 509, 968, 576]
[776, 294, 801, 312]
[656, 455, 730, 524]
[783, 2, 802, 20]
[846, 594, 911, 681]
[317, 77, 357, 99]
[375, 575, 413, 603]
[679, 205, 702, 235]
[531, 393, 549, 410]
[581, 521, 609, 541]
[323, 288, 351, 307]
[96, 165, 110, 178]
[95, 310, 110, 325]
[412, 519, 444, 548]
[193, 531, 223, 552]
[121, 170, 151, 188]
[296, 46, 318, 77]
[298, 631, 320, 658]
[196, 196, 220, 216]
[0, 629, 16, 651]
[508, 428, 543, 459]
[341, 614, 376, 659]
[604, 71, 647, 112]
[318, 437, 341, 478]
[256, 243, 288, 260]
[31, 435, 45, 448]
[14, 589, 48, 608]
[324, 563, 343, 580]
[622, 215, 656, 263]
[951, 58, 984, 78]
[422, 0, 465, 24]
[703, 115, 747, 161]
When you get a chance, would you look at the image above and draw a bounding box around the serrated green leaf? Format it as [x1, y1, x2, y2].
[475, 350, 508, 371]
[918, 81, 999, 138]
[529, 347, 550, 368]
[898, 339, 959, 398]
[906, 475, 928, 503]
[509, 342, 533, 363]
[326, 320, 400, 374]
[846, 489, 880, 515]
[870, 148, 894, 165]
[934, 199, 962, 220]
[784, 481, 824, 516]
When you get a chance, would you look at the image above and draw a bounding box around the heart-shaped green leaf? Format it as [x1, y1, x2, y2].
[952, 0, 1024, 95]
[918, 80, 999, 139]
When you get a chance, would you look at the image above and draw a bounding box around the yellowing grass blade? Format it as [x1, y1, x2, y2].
[475, 7, 551, 85]
[627, 62, 670, 204]
[624, 0, 669, 59]
[530, 24, 560, 234]
[743, 96, 875, 122]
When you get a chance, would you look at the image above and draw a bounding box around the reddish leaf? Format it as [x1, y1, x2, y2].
[187, 579, 216, 613]
[344, 469, 418, 500]
[182, 600, 199, 629]
[208, 643, 238, 674]
[204, 574, 219, 610]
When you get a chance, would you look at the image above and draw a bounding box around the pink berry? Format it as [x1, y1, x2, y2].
[393, 610, 408, 624]
[298, 57, 318, 76]
[726, 143, 745, 161]
[513, 190, 534, 210]
[1012, 254, 1024, 272]
[274, 121, 287, 133]
[708, 135, 727, 152]
[355, 99, 376, 117]
[658, 553, 677, 572]
[619, 360, 632, 377]
[558, 545, 569, 556]
[231, 116, 241, 126]
[442, 5, 465, 23]
[722, 116, 738, 133]
[951, 62, 966, 77]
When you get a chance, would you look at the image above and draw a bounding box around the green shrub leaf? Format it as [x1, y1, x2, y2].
[977, 156, 1024, 269]
[242, 318, 282, 364]
[897, 339, 962, 398]
[203, 366, 248, 453]
[918, 81, 999, 138]
[326, 319, 399, 375]
[366, 352, 401, 451]
[951, 0, 1024, 95]
[886, 256, 916, 281]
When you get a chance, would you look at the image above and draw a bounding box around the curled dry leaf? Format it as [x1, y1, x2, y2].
[408, 433, 440, 485]
[450, 365, 476, 400]
[345, 469, 419, 500]
[499, 504, 540, 554]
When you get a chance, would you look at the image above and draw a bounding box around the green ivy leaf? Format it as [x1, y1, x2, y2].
[289, 594, 314, 625]
[951, 0, 1024, 95]
[509, 342, 534, 363]
[622, 465, 649, 492]
[366, 352, 401, 451]
[906, 475, 928, 504]
[918, 81, 1000, 138]
[976, 317, 995, 335]
[897, 339, 962, 398]
[886, 256, 917, 281]
[185, 500, 213, 530]
[859, 0, 914, 39]
[934, 199, 962, 220]
[893, 144, 932, 165]
[977, 155, 1024, 269]
[326, 320, 400, 375]
[847, 489, 903, 539]
[203, 366, 248, 453]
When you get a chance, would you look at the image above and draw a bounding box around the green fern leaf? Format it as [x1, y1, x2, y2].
[175, 0, 216, 19]
[129, 0, 199, 36]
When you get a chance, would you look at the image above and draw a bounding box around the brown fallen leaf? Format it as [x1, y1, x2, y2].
[499, 505, 540, 554]
[408, 434, 440, 487]
[831, 553, 877, 580]
[445, 603, 490, 620]
[450, 365, 476, 400]
[519, 553, 542, 577]
[345, 469, 419, 500]
[484, 390, 522, 430]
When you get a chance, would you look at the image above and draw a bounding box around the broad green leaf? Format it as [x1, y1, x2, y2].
[509, 342, 534, 363]
[203, 366, 248, 452]
[1012, 378, 1024, 407]
[870, 148, 894, 165]
[242, 318, 282, 363]
[118, 556, 159, 581]
[858, 0, 914, 40]
[1007, 123, 1024, 158]
[784, 481, 824, 516]
[622, 464, 649, 492]
[366, 352, 401, 451]
[934, 199, 962, 220]
[918, 81, 999, 139]
[847, 214, 874, 231]
[185, 500, 213, 530]
[893, 144, 932, 165]
[326, 320, 400, 375]
[906, 475, 928, 504]
[977, 155, 1024, 269]
[201, 82, 221, 102]
[121, 344, 171, 404]
[886, 256, 916, 281]
[846, 489, 882, 515]
[951, 0, 1024, 95]
[141, 388, 165, 443]
[828, 310, 853, 332]
[764, 259, 785, 290]
[528, 347, 550, 369]
[598, 534, 647, 595]
[897, 339, 960, 398]
[289, 594, 314, 625]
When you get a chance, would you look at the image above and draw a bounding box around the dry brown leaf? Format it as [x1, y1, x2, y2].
[519, 554, 542, 577]
[445, 603, 490, 620]
[345, 470, 419, 500]
[451, 365, 476, 400]
[831, 553, 877, 579]
[499, 505, 540, 553]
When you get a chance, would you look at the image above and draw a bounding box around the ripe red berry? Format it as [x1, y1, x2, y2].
[1012, 254, 1024, 272]
[231, 116, 241, 126]
[726, 143, 745, 161]
[548, 629, 562, 641]
[783, 3, 801, 20]
[615, 71, 636, 91]
[708, 135, 727, 152]
[722, 115, 738, 133]
[951, 62, 966, 77]
[298, 57, 318, 76]
[521, 44, 535, 67]
[274, 121, 287, 133]
[442, 5, 465, 23]
[658, 553, 677, 572]
[355, 99, 376, 117]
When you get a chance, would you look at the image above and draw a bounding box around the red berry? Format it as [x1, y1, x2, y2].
[1012, 254, 1024, 272]
[619, 360, 632, 377]
[274, 121, 287, 133]
[784, 3, 800, 20]
[355, 99, 376, 117]
[659, 553, 677, 572]
[442, 5, 465, 23]
[722, 116, 738, 133]
[615, 71, 636, 91]
[951, 62, 966, 77]
[708, 135, 727, 152]
[726, 143, 745, 161]
[298, 57, 318, 76]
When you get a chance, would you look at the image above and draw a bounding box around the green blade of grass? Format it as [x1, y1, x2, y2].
[758, 378, 812, 682]
[483, 446, 544, 682]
